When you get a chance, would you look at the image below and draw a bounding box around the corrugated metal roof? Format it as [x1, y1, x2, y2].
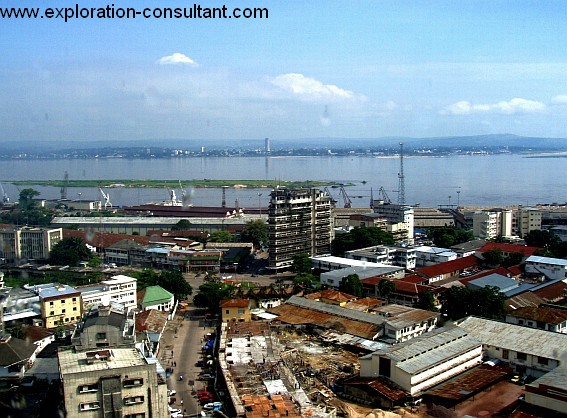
[285, 295, 385, 325]
[362, 327, 480, 375]
[457, 316, 567, 360]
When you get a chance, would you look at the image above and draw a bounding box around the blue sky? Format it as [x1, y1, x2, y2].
[1, 0, 566, 142]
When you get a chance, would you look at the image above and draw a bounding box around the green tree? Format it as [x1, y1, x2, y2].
[524, 229, 559, 249]
[483, 249, 504, 266]
[209, 230, 235, 243]
[417, 290, 438, 311]
[240, 219, 268, 248]
[292, 273, 319, 290]
[157, 270, 192, 300]
[502, 252, 524, 267]
[193, 281, 234, 310]
[339, 274, 362, 297]
[292, 253, 312, 274]
[18, 188, 40, 210]
[49, 237, 93, 267]
[377, 279, 396, 302]
[440, 286, 505, 320]
[171, 219, 192, 231]
[430, 227, 473, 248]
[331, 227, 394, 256]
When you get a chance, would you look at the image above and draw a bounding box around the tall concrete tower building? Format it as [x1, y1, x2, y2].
[268, 188, 334, 270]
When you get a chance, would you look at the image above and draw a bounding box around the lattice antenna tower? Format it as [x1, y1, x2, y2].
[397, 142, 406, 206]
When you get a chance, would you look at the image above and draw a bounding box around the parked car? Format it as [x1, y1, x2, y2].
[197, 373, 214, 380]
[203, 402, 223, 411]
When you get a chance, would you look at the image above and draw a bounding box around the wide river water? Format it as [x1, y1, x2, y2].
[0, 154, 565, 209]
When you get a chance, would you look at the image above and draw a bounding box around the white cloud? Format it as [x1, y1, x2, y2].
[158, 53, 198, 66]
[552, 94, 567, 104]
[442, 98, 545, 115]
[270, 73, 363, 101]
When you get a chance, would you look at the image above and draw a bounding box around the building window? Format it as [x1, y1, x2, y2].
[124, 414, 145, 418]
[237, 309, 245, 315]
[96, 332, 107, 340]
[79, 384, 98, 393]
[73, 307, 77, 311]
[517, 352, 527, 361]
[502, 349, 509, 359]
[538, 356, 549, 366]
[226, 310, 229, 314]
[123, 378, 143, 388]
[73, 297, 77, 302]
[61, 299, 65, 304]
[50, 311, 54, 316]
[79, 402, 101, 411]
[50, 301, 54, 306]
[124, 396, 144, 405]
[62, 309, 66, 313]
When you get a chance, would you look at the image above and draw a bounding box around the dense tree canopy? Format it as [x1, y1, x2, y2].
[240, 219, 268, 248]
[49, 237, 94, 267]
[331, 227, 394, 256]
[524, 229, 567, 258]
[0, 188, 53, 226]
[440, 286, 506, 320]
[292, 253, 312, 274]
[430, 227, 474, 248]
[171, 219, 192, 231]
[193, 281, 234, 310]
[133, 269, 192, 300]
[483, 249, 526, 268]
[376, 279, 396, 302]
[208, 230, 235, 243]
[339, 274, 362, 297]
[292, 273, 319, 291]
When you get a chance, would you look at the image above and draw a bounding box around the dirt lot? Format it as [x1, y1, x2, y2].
[454, 380, 525, 417]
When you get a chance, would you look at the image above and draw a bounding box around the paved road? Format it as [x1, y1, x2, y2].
[169, 310, 216, 416]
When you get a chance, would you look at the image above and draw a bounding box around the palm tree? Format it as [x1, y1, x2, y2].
[377, 280, 396, 303]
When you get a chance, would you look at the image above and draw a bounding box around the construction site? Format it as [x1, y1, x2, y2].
[217, 321, 426, 418]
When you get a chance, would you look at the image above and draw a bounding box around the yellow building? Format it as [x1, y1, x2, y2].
[27, 283, 83, 329]
[221, 299, 254, 322]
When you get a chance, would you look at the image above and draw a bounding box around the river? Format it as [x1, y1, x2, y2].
[0, 154, 565, 209]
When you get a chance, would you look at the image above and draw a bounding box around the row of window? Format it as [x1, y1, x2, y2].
[49, 297, 78, 305]
[78, 378, 144, 394]
[49, 307, 78, 315]
[79, 396, 144, 411]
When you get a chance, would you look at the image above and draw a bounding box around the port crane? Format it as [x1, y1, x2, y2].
[99, 187, 112, 209]
[0, 183, 9, 204]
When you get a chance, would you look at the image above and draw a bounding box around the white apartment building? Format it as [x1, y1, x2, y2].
[472, 210, 513, 239]
[345, 245, 417, 270]
[525, 255, 567, 281]
[372, 201, 414, 244]
[515, 207, 542, 238]
[78, 275, 137, 311]
[359, 327, 482, 395]
[413, 245, 457, 267]
[0, 227, 63, 263]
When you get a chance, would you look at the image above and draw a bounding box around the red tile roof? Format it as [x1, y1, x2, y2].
[220, 299, 251, 308]
[477, 242, 539, 257]
[417, 255, 480, 279]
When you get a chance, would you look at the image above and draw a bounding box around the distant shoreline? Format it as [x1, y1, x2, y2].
[10, 179, 353, 189]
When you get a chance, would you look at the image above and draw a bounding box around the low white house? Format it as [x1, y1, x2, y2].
[359, 327, 482, 395]
[525, 255, 567, 281]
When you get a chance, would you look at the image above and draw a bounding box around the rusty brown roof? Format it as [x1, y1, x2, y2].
[507, 306, 567, 324]
[504, 292, 545, 312]
[268, 303, 381, 339]
[135, 309, 168, 332]
[63, 230, 150, 248]
[344, 376, 407, 402]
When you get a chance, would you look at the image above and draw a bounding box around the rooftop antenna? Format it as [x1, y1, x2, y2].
[370, 187, 374, 209]
[222, 186, 229, 208]
[397, 142, 406, 206]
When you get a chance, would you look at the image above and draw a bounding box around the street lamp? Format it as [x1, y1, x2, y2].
[456, 190, 461, 208]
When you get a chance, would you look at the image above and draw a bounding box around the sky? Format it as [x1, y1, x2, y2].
[0, 0, 566, 142]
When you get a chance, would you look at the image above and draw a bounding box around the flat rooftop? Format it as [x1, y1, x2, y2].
[58, 347, 148, 375]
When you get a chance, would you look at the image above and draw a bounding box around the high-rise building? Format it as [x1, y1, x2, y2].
[372, 201, 414, 244]
[268, 188, 334, 269]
